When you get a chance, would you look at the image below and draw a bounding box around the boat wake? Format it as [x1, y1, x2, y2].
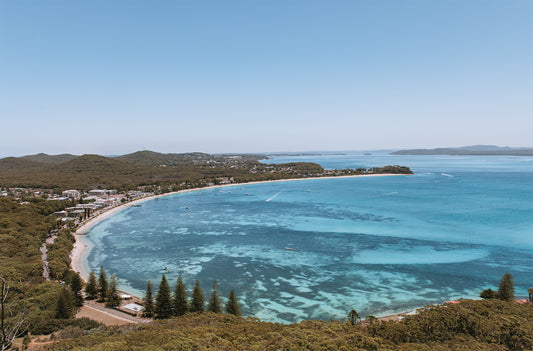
[441, 173, 454, 178]
[370, 191, 399, 198]
[266, 189, 285, 202]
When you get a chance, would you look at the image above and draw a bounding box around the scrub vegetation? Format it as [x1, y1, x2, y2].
[47, 299, 533, 351]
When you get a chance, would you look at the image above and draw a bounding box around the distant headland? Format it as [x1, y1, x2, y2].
[391, 145, 533, 156]
[0, 150, 412, 191]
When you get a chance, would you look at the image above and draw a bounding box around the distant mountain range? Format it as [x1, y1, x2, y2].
[391, 145, 533, 156]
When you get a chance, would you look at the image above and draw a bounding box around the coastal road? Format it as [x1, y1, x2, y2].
[40, 234, 57, 281]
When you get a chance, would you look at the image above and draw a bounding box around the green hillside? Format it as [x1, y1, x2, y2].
[0, 151, 410, 190]
[20, 153, 79, 164]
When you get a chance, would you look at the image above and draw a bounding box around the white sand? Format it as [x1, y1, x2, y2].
[71, 173, 405, 281]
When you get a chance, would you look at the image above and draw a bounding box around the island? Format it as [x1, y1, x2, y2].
[391, 145, 533, 156]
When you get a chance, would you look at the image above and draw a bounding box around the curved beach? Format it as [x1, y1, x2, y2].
[71, 173, 402, 282]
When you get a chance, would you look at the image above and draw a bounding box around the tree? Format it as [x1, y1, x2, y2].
[190, 280, 205, 313]
[55, 286, 75, 319]
[85, 271, 98, 300]
[155, 275, 172, 319]
[224, 289, 241, 316]
[106, 275, 121, 308]
[98, 266, 108, 302]
[173, 276, 188, 316]
[207, 280, 221, 313]
[497, 273, 515, 301]
[69, 271, 84, 307]
[348, 309, 360, 325]
[480, 288, 497, 299]
[1, 276, 27, 351]
[143, 280, 154, 318]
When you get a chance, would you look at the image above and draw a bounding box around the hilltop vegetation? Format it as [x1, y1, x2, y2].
[48, 299, 533, 350]
[20, 153, 79, 164]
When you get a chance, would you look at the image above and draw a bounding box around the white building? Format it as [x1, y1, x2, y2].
[62, 190, 81, 200]
[89, 189, 107, 197]
[122, 303, 144, 316]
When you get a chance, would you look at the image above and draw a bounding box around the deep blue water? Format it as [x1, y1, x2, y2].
[84, 153, 533, 323]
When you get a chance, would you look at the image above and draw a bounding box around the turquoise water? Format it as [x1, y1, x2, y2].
[85, 153, 533, 323]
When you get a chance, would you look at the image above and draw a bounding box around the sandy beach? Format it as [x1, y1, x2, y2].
[71, 173, 405, 282]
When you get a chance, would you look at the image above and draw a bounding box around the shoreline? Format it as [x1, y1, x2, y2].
[72, 172, 405, 281]
[71, 173, 413, 321]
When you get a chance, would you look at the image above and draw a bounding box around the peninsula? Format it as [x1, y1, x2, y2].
[391, 145, 533, 156]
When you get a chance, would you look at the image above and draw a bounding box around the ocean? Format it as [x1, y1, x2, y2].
[82, 152, 533, 323]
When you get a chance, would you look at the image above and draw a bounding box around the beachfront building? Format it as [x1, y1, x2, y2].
[89, 189, 107, 198]
[88, 189, 118, 199]
[62, 190, 81, 200]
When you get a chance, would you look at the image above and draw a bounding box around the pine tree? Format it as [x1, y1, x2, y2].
[155, 275, 172, 319]
[56, 286, 75, 319]
[497, 273, 515, 301]
[207, 280, 221, 313]
[85, 271, 98, 300]
[143, 280, 155, 318]
[98, 266, 108, 302]
[190, 279, 205, 313]
[173, 276, 188, 316]
[106, 274, 122, 308]
[224, 289, 241, 316]
[69, 271, 84, 307]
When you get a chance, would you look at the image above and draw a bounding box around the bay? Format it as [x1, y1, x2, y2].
[84, 152, 533, 323]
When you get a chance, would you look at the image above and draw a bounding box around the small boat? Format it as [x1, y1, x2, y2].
[307, 190, 311, 192]
[285, 247, 293, 250]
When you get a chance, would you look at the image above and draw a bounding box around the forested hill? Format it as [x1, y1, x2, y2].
[114, 150, 266, 166]
[21, 153, 79, 164]
[391, 145, 533, 156]
[0, 151, 411, 190]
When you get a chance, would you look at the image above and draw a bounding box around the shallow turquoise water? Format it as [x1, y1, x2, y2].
[85, 153, 533, 323]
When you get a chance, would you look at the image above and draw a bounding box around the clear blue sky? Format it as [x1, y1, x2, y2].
[1, 0, 532, 156]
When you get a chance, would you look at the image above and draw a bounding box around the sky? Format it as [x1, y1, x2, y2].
[1, 0, 532, 156]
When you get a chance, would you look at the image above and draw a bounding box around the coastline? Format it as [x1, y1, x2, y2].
[71, 173, 405, 282]
[71, 172, 409, 317]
